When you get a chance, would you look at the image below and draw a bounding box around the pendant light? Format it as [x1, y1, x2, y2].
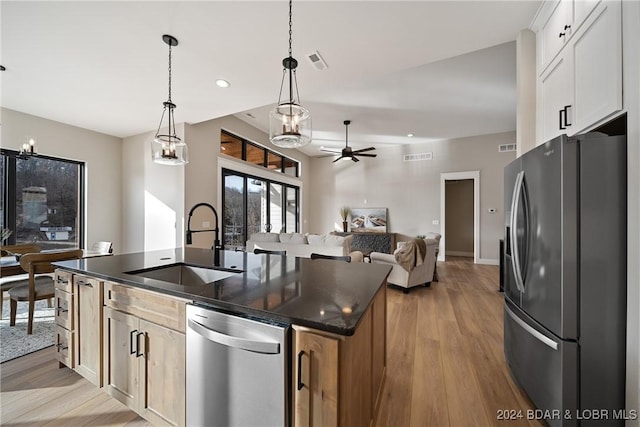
[151, 34, 188, 165]
[269, 0, 312, 148]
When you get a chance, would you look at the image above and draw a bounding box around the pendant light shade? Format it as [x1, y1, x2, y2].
[151, 34, 188, 165]
[269, 0, 312, 148]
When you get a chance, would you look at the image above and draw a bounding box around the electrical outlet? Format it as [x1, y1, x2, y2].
[432, 220, 439, 225]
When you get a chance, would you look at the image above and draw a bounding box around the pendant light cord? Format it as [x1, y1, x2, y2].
[288, 0, 293, 58]
[168, 43, 173, 104]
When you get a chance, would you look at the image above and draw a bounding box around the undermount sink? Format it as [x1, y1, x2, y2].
[126, 263, 241, 286]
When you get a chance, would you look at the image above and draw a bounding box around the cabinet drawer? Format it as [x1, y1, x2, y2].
[104, 282, 188, 333]
[55, 325, 74, 368]
[74, 274, 101, 290]
[54, 270, 74, 293]
[54, 289, 74, 330]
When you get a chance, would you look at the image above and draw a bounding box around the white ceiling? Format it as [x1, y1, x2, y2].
[1, 1, 541, 157]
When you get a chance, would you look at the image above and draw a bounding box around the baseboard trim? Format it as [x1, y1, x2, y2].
[477, 258, 499, 266]
[445, 251, 474, 257]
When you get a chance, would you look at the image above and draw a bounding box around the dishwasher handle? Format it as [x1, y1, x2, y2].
[188, 318, 281, 354]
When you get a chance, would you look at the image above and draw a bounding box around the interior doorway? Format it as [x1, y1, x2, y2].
[439, 171, 479, 263]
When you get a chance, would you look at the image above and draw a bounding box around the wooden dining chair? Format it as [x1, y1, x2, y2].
[0, 244, 42, 320]
[8, 249, 83, 334]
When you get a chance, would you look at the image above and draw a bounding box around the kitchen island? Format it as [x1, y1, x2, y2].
[53, 248, 391, 427]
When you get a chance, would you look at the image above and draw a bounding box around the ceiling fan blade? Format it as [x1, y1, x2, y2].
[352, 156, 360, 162]
[332, 156, 344, 163]
[320, 148, 342, 153]
[352, 147, 376, 154]
[355, 153, 377, 158]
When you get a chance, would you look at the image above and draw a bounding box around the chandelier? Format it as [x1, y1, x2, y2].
[151, 34, 188, 165]
[268, 0, 311, 148]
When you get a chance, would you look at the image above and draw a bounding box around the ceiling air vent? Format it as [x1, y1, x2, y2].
[403, 152, 433, 162]
[307, 50, 328, 71]
[499, 143, 517, 152]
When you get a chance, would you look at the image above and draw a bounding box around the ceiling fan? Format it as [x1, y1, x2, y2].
[320, 120, 377, 163]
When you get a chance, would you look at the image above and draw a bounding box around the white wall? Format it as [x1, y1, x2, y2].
[121, 126, 184, 253]
[180, 115, 311, 249]
[0, 108, 123, 253]
[307, 131, 516, 263]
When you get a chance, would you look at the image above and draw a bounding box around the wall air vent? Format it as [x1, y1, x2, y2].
[307, 50, 328, 71]
[499, 143, 517, 152]
[403, 152, 433, 162]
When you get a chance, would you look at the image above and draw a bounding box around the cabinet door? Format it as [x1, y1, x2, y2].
[538, 50, 573, 144]
[572, 0, 622, 133]
[540, 0, 573, 71]
[138, 319, 186, 427]
[74, 275, 103, 386]
[103, 307, 139, 409]
[294, 330, 339, 427]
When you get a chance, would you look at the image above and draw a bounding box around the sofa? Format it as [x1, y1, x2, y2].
[370, 237, 439, 292]
[246, 233, 364, 262]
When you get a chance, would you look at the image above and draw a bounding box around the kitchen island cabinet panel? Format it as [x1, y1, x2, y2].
[103, 307, 138, 409]
[103, 283, 187, 426]
[139, 318, 185, 427]
[73, 274, 103, 387]
[293, 285, 387, 427]
[104, 282, 187, 333]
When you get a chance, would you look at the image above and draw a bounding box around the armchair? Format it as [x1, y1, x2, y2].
[370, 238, 438, 293]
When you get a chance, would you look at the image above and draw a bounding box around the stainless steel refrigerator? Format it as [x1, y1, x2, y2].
[503, 132, 627, 426]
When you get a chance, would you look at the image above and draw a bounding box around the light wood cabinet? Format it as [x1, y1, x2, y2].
[73, 274, 103, 386]
[103, 282, 187, 427]
[54, 270, 103, 386]
[535, 0, 622, 144]
[293, 285, 386, 427]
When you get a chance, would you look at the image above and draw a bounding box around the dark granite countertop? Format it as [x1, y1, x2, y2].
[54, 248, 391, 336]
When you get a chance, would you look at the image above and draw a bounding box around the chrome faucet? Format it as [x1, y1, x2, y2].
[186, 202, 221, 266]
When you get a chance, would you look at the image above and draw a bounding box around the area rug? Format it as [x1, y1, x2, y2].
[0, 299, 56, 363]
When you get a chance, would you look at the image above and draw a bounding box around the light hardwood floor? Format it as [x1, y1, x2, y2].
[1, 257, 541, 426]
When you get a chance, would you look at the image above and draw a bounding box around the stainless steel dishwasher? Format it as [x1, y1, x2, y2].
[186, 304, 290, 427]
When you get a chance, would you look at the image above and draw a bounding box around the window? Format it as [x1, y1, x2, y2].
[222, 168, 299, 249]
[220, 130, 299, 177]
[1, 150, 85, 250]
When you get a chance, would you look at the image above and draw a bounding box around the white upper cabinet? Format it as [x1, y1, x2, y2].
[539, 0, 574, 71]
[532, 0, 622, 144]
[572, 1, 622, 132]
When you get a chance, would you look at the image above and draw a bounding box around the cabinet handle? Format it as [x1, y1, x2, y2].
[76, 280, 93, 288]
[56, 277, 69, 284]
[564, 24, 571, 31]
[130, 329, 138, 355]
[297, 350, 305, 391]
[56, 343, 68, 351]
[558, 32, 566, 38]
[559, 109, 566, 130]
[56, 307, 68, 313]
[563, 105, 572, 127]
[136, 332, 145, 358]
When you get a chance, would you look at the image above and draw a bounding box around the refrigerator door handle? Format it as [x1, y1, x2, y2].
[510, 171, 526, 293]
[505, 303, 559, 350]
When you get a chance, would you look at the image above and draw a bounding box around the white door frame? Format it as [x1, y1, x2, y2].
[440, 171, 480, 264]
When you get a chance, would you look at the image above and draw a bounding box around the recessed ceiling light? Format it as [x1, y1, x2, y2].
[216, 79, 230, 88]
[407, 133, 414, 137]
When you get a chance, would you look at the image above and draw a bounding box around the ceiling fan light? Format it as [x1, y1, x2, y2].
[269, 102, 312, 148]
